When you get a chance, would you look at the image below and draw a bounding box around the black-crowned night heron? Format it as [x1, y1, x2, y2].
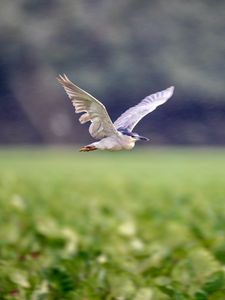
[58, 74, 174, 152]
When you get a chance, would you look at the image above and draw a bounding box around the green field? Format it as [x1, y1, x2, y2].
[0, 148, 225, 299]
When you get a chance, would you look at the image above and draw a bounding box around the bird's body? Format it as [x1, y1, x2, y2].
[85, 133, 136, 152]
[57, 74, 174, 152]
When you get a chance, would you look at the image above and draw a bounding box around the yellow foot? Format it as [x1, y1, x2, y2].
[79, 145, 97, 152]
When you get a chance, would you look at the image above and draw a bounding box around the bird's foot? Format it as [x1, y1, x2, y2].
[79, 145, 97, 152]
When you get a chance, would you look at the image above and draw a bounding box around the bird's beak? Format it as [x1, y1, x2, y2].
[137, 135, 149, 141]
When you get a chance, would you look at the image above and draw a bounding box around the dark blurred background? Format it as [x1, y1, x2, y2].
[1, 0, 225, 145]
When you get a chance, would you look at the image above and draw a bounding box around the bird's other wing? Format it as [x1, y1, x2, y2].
[114, 86, 174, 131]
[57, 74, 118, 139]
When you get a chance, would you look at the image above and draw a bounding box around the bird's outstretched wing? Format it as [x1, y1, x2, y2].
[114, 86, 174, 131]
[57, 74, 118, 139]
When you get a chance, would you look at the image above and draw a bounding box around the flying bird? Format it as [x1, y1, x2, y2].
[57, 74, 174, 152]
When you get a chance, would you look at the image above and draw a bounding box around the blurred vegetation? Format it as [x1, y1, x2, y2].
[0, 148, 225, 298]
[0, 0, 225, 144]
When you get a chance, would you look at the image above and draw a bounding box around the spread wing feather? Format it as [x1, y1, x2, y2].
[114, 86, 174, 131]
[57, 74, 118, 139]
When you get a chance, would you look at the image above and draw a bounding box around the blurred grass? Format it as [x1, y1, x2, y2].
[0, 147, 225, 299]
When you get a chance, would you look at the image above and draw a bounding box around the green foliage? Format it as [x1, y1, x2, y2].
[44, 266, 75, 297]
[0, 148, 225, 299]
[194, 271, 225, 300]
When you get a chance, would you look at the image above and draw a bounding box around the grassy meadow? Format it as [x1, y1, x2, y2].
[0, 147, 225, 299]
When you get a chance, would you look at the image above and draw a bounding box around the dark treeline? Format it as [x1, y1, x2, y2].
[1, 0, 225, 145]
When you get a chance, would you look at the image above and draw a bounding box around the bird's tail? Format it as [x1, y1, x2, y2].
[79, 145, 97, 152]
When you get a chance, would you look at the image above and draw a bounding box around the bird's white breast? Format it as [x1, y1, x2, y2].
[94, 134, 135, 151]
[118, 135, 135, 150]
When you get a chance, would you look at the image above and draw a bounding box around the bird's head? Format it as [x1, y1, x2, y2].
[131, 132, 149, 141]
[118, 128, 149, 142]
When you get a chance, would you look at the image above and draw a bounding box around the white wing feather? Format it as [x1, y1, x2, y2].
[114, 86, 174, 131]
[58, 74, 118, 139]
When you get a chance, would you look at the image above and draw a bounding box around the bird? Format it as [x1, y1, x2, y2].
[57, 74, 174, 152]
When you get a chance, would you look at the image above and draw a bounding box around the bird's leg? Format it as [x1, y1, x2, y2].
[79, 145, 97, 152]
